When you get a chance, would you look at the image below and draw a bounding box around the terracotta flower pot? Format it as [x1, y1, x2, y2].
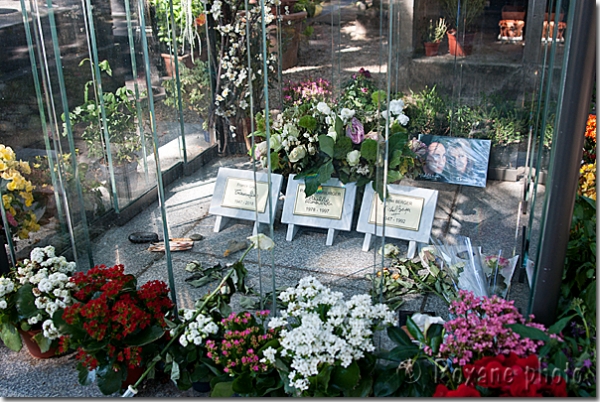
[424, 42, 440, 57]
[121, 365, 146, 390]
[447, 29, 475, 56]
[18, 328, 58, 359]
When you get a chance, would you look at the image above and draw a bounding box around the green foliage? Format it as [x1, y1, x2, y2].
[64, 59, 148, 165]
[511, 299, 596, 397]
[441, 0, 485, 31]
[162, 59, 210, 127]
[149, 0, 204, 55]
[561, 195, 596, 319]
[404, 86, 447, 136]
[373, 319, 446, 397]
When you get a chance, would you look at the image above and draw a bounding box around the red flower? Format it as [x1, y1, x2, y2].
[434, 384, 481, 397]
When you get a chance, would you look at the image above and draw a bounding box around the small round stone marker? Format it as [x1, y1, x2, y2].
[128, 232, 159, 243]
[189, 233, 204, 241]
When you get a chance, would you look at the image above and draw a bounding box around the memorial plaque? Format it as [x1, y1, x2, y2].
[208, 168, 283, 234]
[281, 175, 357, 246]
[368, 193, 424, 231]
[221, 177, 269, 213]
[293, 184, 345, 220]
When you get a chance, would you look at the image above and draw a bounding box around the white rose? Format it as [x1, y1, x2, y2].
[288, 145, 307, 163]
[283, 123, 299, 139]
[346, 150, 361, 167]
[316, 102, 331, 115]
[381, 110, 389, 121]
[327, 127, 337, 142]
[388, 99, 405, 115]
[396, 113, 410, 126]
[340, 108, 355, 121]
[247, 233, 275, 251]
[271, 134, 283, 152]
[253, 141, 269, 161]
[0, 300, 6, 309]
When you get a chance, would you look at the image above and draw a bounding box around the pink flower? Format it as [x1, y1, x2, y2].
[346, 117, 365, 144]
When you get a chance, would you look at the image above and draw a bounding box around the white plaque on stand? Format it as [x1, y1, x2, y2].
[281, 174, 357, 246]
[356, 184, 438, 258]
[208, 167, 282, 235]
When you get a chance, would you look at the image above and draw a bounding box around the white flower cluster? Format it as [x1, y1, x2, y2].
[265, 276, 396, 392]
[0, 277, 15, 310]
[381, 99, 409, 126]
[16, 246, 76, 339]
[208, 0, 277, 125]
[174, 308, 219, 348]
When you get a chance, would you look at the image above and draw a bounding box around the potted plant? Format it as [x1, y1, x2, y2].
[423, 18, 447, 57]
[262, 276, 396, 397]
[53, 264, 174, 395]
[149, 0, 206, 74]
[442, 0, 485, 56]
[201, 310, 283, 397]
[0, 246, 76, 358]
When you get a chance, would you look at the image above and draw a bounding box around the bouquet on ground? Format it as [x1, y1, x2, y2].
[0, 246, 76, 353]
[207, 310, 284, 397]
[54, 264, 174, 395]
[0, 144, 40, 239]
[263, 276, 396, 396]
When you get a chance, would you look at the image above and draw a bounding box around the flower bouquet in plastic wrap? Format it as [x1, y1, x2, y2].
[425, 235, 519, 300]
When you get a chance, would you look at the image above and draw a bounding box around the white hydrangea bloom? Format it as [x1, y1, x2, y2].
[388, 99, 405, 115]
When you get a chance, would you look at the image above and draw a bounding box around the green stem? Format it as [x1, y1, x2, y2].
[128, 268, 236, 393]
[425, 354, 455, 390]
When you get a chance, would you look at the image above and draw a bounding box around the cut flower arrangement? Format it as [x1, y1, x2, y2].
[251, 69, 427, 197]
[0, 245, 76, 354]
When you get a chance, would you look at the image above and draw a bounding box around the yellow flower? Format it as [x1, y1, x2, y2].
[19, 161, 31, 175]
[0, 145, 15, 162]
[19, 191, 34, 207]
[2, 194, 11, 209]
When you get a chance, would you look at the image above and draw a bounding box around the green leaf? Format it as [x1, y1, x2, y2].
[387, 169, 402, 183]
[170, 360, 181, 381]
[0, 322, 22, 351]
[346, 375, 373, 397]
[333, 136, 353, 160]
[302, 174, 321, 198]
[317, 160, 334, 184]
[318, 135, 335, 157]
[124, 325, 165, 346]
[298, 115, 317, 131]
[360, 139, 378, 163]
[553, 350, 568, 372]
[548, 314, 576, 335]
[316, 363, 333, 392]
[15, 284, 37, 319]
[406, 317, 425, 343]
[77, 363, 95, 386]
[386, 345, 420, 362]
[371, 90, 386, 106]
[331, 361, 360, 391]
[211, 381, 234, 397]
[187, 276, 213, 288]
[505, 323, 550, 342]
[96, 365, 124, 395]
[33, 331, 52, 353]
[335, 115, 344, 137]
[373, 367, 400, 397]
[387, 326, 413, 347]
[232, 372, 253, 394]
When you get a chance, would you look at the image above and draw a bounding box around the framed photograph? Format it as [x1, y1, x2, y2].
[416, 135, 492, 188]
